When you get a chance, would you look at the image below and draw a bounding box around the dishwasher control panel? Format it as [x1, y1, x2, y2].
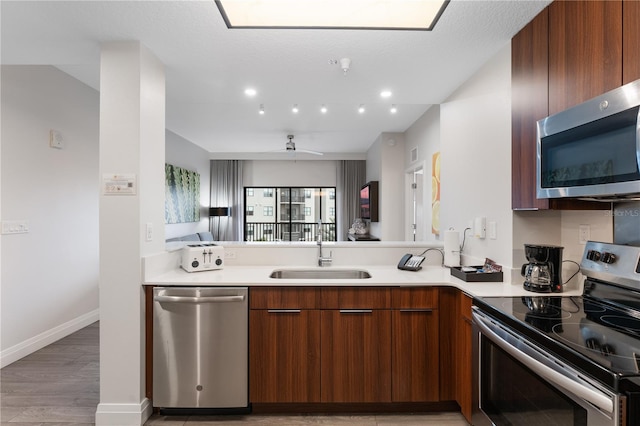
[181, 244, 224, 272]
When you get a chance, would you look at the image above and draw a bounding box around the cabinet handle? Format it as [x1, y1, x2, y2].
[399, 308, 433, 313]
[339, 309, 373, 314]
[267, 309, 301, 313]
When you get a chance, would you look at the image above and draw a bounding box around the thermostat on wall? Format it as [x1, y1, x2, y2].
[102, 173, 137, 195]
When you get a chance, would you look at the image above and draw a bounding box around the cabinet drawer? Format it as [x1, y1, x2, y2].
[392, 287, 438, 309]
[250, 287, 320, 309]
[320, 287, 391, 309]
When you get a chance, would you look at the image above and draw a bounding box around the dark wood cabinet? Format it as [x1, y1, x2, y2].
[511, 1, 623, 211]
[456, 293, 473, 423]
[249, 287, 321, 403]
[320, 287, 392, 403]
[623, 0, 640, 84]
[320, 309, 392, 403]
[250, 286, 442, 406]
[391, 287, 439, 402]
[548, 0, 622, 115]
[250, 309, 321, 403]
[511, 8, 550, 210]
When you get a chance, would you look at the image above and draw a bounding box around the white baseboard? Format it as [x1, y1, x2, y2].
[0, 308, 99, 368]
[95, 399, 153, 426]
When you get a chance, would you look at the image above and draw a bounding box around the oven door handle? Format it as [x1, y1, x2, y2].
[474, 313, 614, 415]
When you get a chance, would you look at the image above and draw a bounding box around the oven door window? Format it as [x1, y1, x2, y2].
[481, 336, 587, 426]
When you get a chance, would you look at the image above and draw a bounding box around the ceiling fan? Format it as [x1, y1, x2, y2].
[279, 135, 323, 156]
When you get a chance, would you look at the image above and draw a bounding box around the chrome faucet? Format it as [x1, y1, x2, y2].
[317, 220, 332, 267]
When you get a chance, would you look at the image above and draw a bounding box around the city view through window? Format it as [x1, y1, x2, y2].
[244, 187, 336, 242]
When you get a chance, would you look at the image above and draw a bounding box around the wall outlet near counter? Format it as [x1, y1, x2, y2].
[579, 224, 591, 244]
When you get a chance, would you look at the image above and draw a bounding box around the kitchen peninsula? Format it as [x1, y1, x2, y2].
[143, 242, 583, 422]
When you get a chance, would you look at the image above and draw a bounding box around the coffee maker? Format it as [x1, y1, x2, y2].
[521, 244, 564, 293]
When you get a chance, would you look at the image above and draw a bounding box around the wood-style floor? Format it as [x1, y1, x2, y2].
[1, 322, 468, 425]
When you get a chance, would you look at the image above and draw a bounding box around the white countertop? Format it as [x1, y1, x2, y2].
[143, 265, 583, 298]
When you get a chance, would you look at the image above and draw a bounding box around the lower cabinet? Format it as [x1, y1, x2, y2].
[320, 309, 392, 402]
[456, 293, 473, 422]
[391, 288, 440, 402]
[249, 309, 321, 403]
[249, 286, 442, 405]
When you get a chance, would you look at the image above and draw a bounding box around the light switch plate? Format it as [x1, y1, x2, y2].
[2, 220, 29, 234]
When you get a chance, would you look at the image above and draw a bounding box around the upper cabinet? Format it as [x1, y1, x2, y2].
[548, 0, 622, 115]
[511, 8, 549, 210]
[511, 0, 633, 210]
[623, 0, 640, 84]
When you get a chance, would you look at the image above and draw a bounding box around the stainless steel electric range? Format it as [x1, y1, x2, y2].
[472, 241, 640, 426]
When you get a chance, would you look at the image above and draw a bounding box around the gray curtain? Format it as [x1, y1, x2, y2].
[336, 160, 366, 241]
[210, 160, 244, 241]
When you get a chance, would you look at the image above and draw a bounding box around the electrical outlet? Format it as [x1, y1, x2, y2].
[488, 221, 497, 239]
[145, 223, 153, 242]
[579, 224, 591, 244]
[225, 250, 236, 259]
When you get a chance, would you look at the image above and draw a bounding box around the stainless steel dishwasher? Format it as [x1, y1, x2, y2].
[153, 287, 249, 413]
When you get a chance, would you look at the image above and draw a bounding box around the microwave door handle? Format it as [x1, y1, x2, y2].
[474, 313, 614, 415]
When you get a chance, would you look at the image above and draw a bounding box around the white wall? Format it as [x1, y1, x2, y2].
[165, 130, 210, 240]
[439, 44, 514, 267]
[403, 106, 440, 241]
[0, 66, 99, 367]
[366, 133, 406, 241]
[243, 159, 337, 186]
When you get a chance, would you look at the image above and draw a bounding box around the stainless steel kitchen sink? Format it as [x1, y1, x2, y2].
[269, 269, 371, 279]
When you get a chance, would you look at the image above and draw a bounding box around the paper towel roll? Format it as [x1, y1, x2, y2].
[444, 229, 461, 267]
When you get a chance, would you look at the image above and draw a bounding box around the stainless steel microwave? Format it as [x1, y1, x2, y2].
[537, 79, 640, 201]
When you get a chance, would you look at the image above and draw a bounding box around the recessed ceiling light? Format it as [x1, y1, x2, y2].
[292, 104, 299, 114]
[244, 88, 257, 97]
[216, 0, 449, 31]
[380, 90, 392, 98]
[259, 104, 265, 115]
[320, 105, 328, 114]
[390, 104, 398, 114]
[358, 104, 365, 114]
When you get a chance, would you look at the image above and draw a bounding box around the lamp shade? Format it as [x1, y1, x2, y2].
[209, 207, 231, 217]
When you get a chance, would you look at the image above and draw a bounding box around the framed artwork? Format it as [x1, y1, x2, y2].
[165, 164, 200, 224]
[431, 152, 440, 235]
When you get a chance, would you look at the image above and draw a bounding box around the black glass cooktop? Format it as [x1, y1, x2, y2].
[474, 291, 640, 390]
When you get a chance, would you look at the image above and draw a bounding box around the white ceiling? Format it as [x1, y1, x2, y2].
[1, 0, 550, 157]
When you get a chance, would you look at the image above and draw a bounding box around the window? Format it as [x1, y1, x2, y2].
[244, 186, 336, 242]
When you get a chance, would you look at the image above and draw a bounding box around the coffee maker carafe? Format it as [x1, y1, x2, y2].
[521, 244, 564, 293]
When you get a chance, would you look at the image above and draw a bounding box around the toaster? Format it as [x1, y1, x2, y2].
[181, 243, 224, 272]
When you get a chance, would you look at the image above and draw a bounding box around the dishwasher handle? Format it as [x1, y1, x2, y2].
[154, 294, 245, 304]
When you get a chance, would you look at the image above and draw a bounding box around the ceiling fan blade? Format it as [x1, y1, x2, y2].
[296, 149, 324, 156]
